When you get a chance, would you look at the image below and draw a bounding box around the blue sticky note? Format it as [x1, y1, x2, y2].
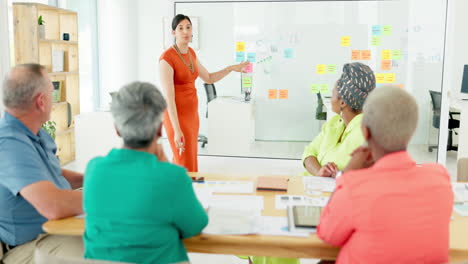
[236, 52, 245, 62]
[284, 48, 294, 59]
[247, 53, 256, 63]
[372, 25, 382, 36]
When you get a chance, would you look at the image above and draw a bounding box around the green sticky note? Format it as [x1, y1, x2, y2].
[242, 77, 252, 88]
[319, 84, 329, 94]
[327, 64, 337, 74]
[310, 84, 319, 94]
[392, 50, 402, 60]
[383, 25, 393, 36]
[371, 36, 381, 46]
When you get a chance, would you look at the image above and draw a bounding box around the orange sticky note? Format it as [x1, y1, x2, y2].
[268, 89, 278, 99]
[361, 50, 371, 60]
[397, 84, 404, 89]
[376, 73, 385, 84]
[385, 73, 396, 83]
[316, 64, 327, 74]
[382, 50, 392, 60]
[352, 50, 361, 60]
[279, 89, 288, 99]
[381, 60, 392, 70]
[341, 36, 351, 47]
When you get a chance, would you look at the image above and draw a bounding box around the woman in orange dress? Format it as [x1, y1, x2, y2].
[159, 14, 248, 172]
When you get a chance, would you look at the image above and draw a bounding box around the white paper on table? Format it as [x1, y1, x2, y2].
[74, 214, 85, 219]
[452, 183, 468, 203]
[257, 216, 310, 237]
[193, 184, 213, 209]
[194, 181, 254, 194]
[454, 204, 468, 216]
[203, 208, 261, 235]
[304, 196, 330, 207]
[303, 176, 336, 193]
[209, 195, 264, 210]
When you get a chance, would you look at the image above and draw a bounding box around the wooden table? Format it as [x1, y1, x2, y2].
[43, 173, 468, 261]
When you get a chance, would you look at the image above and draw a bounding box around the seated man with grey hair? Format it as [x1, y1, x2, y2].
[0, 64, 84, 263]
[317, 86, 453, 263]
[83, 82, 208, 264]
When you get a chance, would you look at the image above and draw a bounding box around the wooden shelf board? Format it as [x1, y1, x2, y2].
[40, 39, 78, 45]
[49, 71, 79, 76]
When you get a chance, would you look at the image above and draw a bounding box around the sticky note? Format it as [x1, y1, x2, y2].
[352, 50, 361, 60]
[360, 50, 371, 60]
[381, 60, 392, 71]
[376, 73, 385, 84]
[382, 50, 392, 60]
[236, 42, 245, 52]
[383, 25, 393, 36]
[236, 52, 245, 62]
[244, 63, 253, 73]
[397, 84, 404, 89]
[247, 53, 256, 63]
[279, 89, 288, 99]
[392, 50, 402, 60]
[371, 36, 381, 46]
[242, 76, 252, 88]
[268, 89, 278, 99]
[341, 36, 351, 47]
[372, 25, 382, 36]
[316, 64, 327, 74]
[284, 48, 294, 59]
[327, 64, 337, 74]
[319, 84, 329, 94]
[385, 73, 396, 83]
[310, 84, 320, 94]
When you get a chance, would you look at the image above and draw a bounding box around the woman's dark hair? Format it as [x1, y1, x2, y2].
[172, 14, 192, 30]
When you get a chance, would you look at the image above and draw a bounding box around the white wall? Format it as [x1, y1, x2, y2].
[96, 0, 139, 109]
[0, 0, 11, 115]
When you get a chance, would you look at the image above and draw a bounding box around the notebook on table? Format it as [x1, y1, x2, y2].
[256, 176, 289, 191]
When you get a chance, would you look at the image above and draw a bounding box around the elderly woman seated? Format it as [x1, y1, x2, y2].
[83, 82, 208, 264]
[318, 86, 453, 263]
[302, 62, 376, 177]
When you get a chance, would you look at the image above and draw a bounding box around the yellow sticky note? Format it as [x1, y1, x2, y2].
[385, 73, 396, 83]
[382, 50, 392, 60]
[341, 36, 351, 47]
[361, 50, 371, 60]
[236, 42, 245, 52]
[268, 89, 278, 99]
[316, 64, 327, 74]
[279, 89, 288, 99]
[376, 73, 385, 84]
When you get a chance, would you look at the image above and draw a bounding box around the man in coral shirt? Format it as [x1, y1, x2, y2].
[317, 86, 454, 264]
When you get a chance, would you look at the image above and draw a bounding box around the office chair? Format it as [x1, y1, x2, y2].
[428, 90, 460, 152]
[198, 83, 217, 148]
[315, 93, 327, 120]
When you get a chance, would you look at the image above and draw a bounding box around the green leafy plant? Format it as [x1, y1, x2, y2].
[42, 120, 56, 139]
[38, 15, 45, 25]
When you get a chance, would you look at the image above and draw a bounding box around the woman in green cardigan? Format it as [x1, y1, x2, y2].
[83, 82, 208, 264]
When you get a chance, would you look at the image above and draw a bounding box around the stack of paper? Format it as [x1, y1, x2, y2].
[303, 176, 336, 193]
[203, 208, 261, 235]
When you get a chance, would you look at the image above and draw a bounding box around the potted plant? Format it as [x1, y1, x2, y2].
[42, 120, 56, 140]
[38, 15, 45, 39]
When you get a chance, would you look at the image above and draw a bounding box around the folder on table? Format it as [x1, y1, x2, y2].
[256, 176, 288, 191]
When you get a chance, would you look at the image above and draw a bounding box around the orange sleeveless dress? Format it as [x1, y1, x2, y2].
[160, 47, 199, 172]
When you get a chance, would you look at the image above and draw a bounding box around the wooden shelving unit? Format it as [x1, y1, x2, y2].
[13, 3, 79, 165]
